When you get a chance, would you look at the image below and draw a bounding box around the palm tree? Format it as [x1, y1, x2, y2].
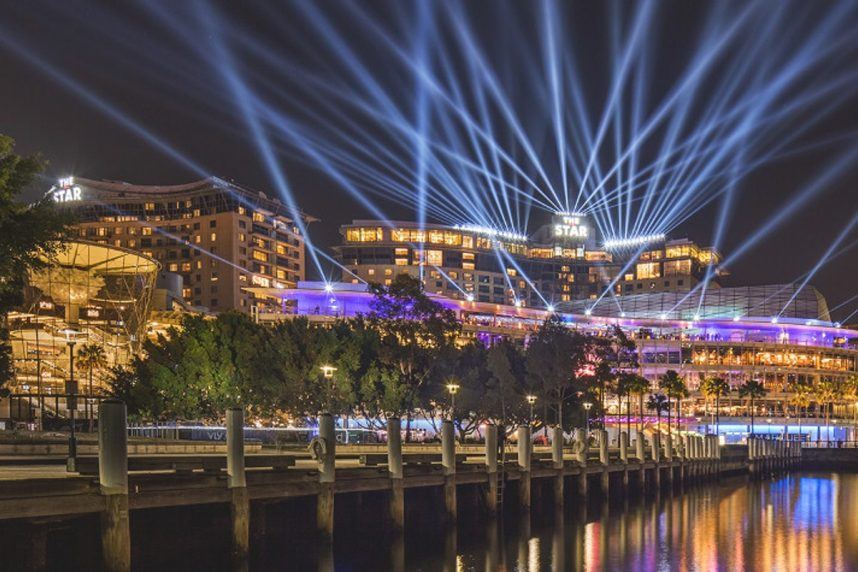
[646, 393, 670, 432]
[628, 374, 652, 436]
[77, 343, 107, 431]
[738, 379, 768, 437]
[659, 370, 688, 433]
[615, 372, 632, 436]
[700, 377, 731, 434]
[787, 377, 812, 438]
[813, 377, 841, 444]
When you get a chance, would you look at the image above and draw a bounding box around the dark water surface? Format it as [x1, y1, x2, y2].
[17, 472, 853, 570]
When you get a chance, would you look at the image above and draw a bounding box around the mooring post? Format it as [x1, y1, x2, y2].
[517, 425, 532, 511]
[651, 433, 661, 489]
[316, 413, 336, 539]
[441, 419, 457, 521]
[551, 426, 564, 507]
[99, 399, 130, 572]
[226, 407, 249, 566]
[747, 437, 756, 476]
[387, 417, 405, 528]
[598, 430, 609, 495]
[635, 435, 647, 490]
[619, 431, 630, 488]
[574, 428, 588, 496]
[663, 433, 674, 485]
[484, 424, 499, 515]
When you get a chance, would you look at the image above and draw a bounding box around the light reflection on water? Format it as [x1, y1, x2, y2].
[328, 472, 858, 571]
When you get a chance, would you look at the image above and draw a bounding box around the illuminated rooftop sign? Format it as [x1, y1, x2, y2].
[603, 233, 666, 250]
[453, 224, 528, 242]
[553, 215, 588, 239]
[49, 177, 83, 203]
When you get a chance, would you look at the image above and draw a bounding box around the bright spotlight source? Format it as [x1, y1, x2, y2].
[733, 315, 741, 322]
[835, 322, 842, 328]
[603, 233, 666, 250]
[693, 314, 701, 322]
[323, 283, 334, 293]
[770, 317, 779, 324]
[584, 308, 592, 316]
[546, 304, 555, 313]
[514, 299, 523, 308]
[465, 293, 475, 302]
[619, 312, 627, 318]
[453, 224, 528, 242]
[659, 314, 667, 321]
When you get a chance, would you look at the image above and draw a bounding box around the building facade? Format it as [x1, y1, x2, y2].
[334, 214, 722, 309]
[49, 176, 313, 313]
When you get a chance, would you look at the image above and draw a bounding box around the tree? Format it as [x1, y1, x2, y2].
[365, 274, 460, 439]
[813, 377, 841, 444]
[787, 377, 813, 437]
[738, 379, 767, 437]
[525, 316, 591, 431]
[646, 393, 669, 432]
[658, 370, 687, 433]
[626, 374, 652, 435]
[700, 376, 731, 434]
[76, 343, 107, 431]
[0, 135, 70, 394]
[485, 338, 529, 435]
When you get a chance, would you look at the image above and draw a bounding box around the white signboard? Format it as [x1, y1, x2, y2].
[50, 177, 83, 203]
[554, 216, 588, 239]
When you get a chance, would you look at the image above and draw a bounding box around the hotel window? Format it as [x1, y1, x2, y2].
[195, 260, 203, 269]
[636, 262, 661, 279]
[426, 250, 443, 266]
[194, 235, 201, 244]
[210, 232, 217, 241]
[168, 263, 178, 272]
[142, 226, 152, 236]
[463, 262, 475, 270]
[239, 274, 247, 282]
[253, 212, 265, 223]
[276, 269, 287, 280]
[182, 288, 192, 298]
[128, 239, 137, 248]
[368, 269, 376, 276]
[462, 252, 475, 261]
[506, 268, 517, 277]
[97, 227, 107, 237]
[276, 243, 287, 255]
[384, 268, 393, 276]
[346, 227, 384, 242]
[253, 250, 268, 262]
[384, 279, 392, 285]
[624, 273, 634, 281]
[664, 259, 691, 276]
[239, 233, 246, 242]
[144, 202, 155, 211]
[181, 262, 192, 272]
[394, 247, 409, 256]
[237, 206, 246, 215]
[462, 235, 474, 249]
[395, 258, 408, 266]
[113, 239, 121, 247]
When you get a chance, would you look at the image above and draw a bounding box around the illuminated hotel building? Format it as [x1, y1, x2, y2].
[334, 214, 722, 308]
[247, 281, 857, 440]
[48, 177, 313, 313]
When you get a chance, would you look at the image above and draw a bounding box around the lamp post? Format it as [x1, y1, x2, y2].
[60, 329, 81, 472]
[583, 401, 593, 434]
[526, 394, 537, 426]
[319, 365, 337, 412]
[446, 382, 460, 421]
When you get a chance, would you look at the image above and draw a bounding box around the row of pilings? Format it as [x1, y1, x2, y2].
[92, 402, 800, 571]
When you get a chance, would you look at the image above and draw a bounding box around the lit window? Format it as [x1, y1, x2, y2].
[346, 227, 384, 242]
[426, 250, 443, 266]
[181, 262, 191, 272]
[239, 233, 246, 242]
[636, 262, 661, 279]
[253, 250, 268, 262]
[168, 263, 178, 272]
[237, 206, 246, 215]
[463, 262, 475, 270]
[368, 269, 376, 276]
[253, 212, 265, 222]
[395, 258, 408, 266]
[462, 252, 475, 261]
[210, 233, 217, 241]
[142, 226, 152, 236]
[195, 260, 202, 269]
[384, 268, 393, 276]
[384, 279, 392, 285]
[625, 273, 634, 281]
[144, 202, 155, 211]
[462, 235, 473, 249]
[506, 268, 517, 277]
[394, 247, 409, 256]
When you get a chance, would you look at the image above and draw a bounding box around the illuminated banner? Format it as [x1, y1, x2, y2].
[553, 215, 588, 239]
[49, 177, 83, 203]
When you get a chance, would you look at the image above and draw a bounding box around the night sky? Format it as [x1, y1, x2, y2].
[1, 1, 856, 320]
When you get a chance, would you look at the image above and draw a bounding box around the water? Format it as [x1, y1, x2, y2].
[21, 472, 854, 570]
[303, 472, 858, 571]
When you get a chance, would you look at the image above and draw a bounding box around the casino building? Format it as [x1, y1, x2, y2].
[334, 214, 722, 309]
[47, 176, 313, 313]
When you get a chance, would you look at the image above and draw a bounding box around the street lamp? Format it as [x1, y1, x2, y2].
[446, 382, 461, 419]
[526, 394, 537, 424]
[583, 401, 593, 433]
[319, 364, 337, 379]
[59, 328, 81, 472]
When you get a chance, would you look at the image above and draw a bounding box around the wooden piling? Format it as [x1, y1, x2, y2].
[517, 425, 532, 511]
[551, 426, 564, 507]
[226, 407, 249, 566]
[99, 399, 130, 572]
[316, 413, 336, 539]
[442, 420, 457, 521]
[387, 417, 405, 529]
[484, 424, 499, 515]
